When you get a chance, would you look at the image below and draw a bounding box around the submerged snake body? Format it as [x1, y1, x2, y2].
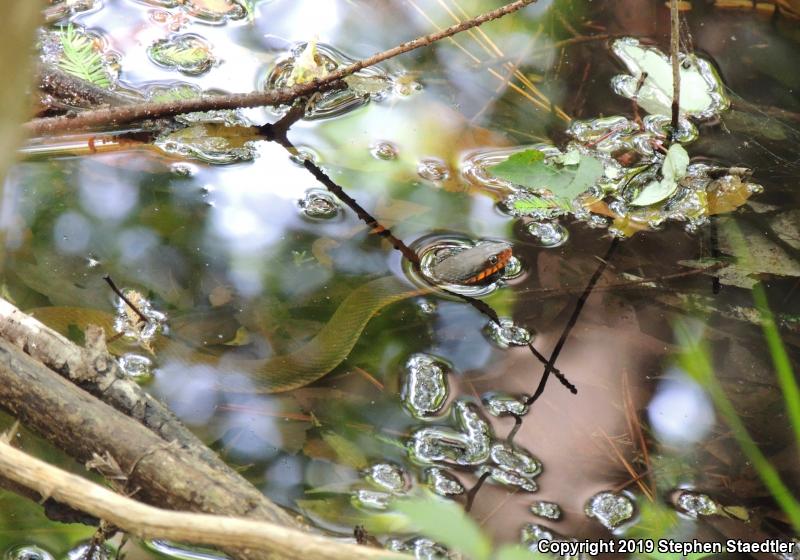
[29, 242, 511, 393]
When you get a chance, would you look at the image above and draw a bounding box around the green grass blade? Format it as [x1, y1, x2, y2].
[675, 321, 800, 530]
[752, 283, 800, 450]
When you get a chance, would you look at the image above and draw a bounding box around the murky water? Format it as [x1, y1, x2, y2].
[2, 0, 800, 557]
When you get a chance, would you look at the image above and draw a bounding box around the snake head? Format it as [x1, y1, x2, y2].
[429, 241, 513, 285]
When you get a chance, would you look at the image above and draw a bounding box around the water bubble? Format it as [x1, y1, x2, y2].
[530, 501, 562, 520]
[675, 490, 719, 517]
[370, 141, 399, 161]
[488, 442, 542, 491]
[170, 162, 198, 177]
[352, 489, 391, 510]
[155, 127, 257, 165]
[501, 256, 524, 280]
[85, 255, 101, 268]
[67, 544, 110, 560]
[417, 158, 450, 182]
[118, 353, 154, 381]
[417, 299, 437, 315]
[407, 401, 491, 467]
[484, 318, 532, 348]
[289, 147, 320, 166]
[584, 491, 635, 530]
[585, 214, 609, 229]
[113, 289, 168, 347]
[5, 546, 54, 560]
[482, 392, 529, 417]
[393, 76, 423, 97]
[424, 467, 464, 496]
[144, 541, 227, 560]
[364, 463, 408, 493]
[402, 354, 449, 418]
[479, 465, 538, 492]
[298, 188, 341, 220]
[499, 191, 569, 220]
[386, 537, 454, 559]
[521, 524, 580, 558]
[527, 221, 569, 247]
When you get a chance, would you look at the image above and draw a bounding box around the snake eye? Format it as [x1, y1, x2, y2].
[488, 255, 498, 265]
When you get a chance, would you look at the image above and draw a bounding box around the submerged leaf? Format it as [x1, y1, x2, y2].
[489, 149, 604, 201]
[394, 496, 492, 560]
[320, 431, 368, 469]
[148, 34, 215, 75]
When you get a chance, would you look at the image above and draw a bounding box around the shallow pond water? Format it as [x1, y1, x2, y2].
[2, 0, 800, 558]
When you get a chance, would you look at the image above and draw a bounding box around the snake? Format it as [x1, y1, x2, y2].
[28, 241, 512, 393]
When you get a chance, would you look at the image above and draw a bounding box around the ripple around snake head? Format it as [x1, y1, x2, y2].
[403, 233, 517, 299]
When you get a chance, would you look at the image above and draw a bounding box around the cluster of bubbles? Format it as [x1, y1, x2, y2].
[483, 317, 532, 349]
[265, 42, 411, 120]
[6, 543, 111, 560]
[297, 188, 341, 220]
[461, 37, 763, 241]
[112, 289, 168, 381]
[584, 491, 636, 531]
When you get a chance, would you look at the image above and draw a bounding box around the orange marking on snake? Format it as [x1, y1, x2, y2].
[463, 248, 513, 284]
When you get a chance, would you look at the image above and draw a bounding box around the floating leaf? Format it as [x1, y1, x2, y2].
[489, 149, 604, 202]
[611, 37, 729, 119]
[394, 496, 492, 560]
[288, 40, 328, 86]
[629, 144, 689, 206]
[57, 25, 111, 88]
[148, 34, 215, 75]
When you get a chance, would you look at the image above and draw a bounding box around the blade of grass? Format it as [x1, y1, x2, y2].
[675, 321, 800, 530]
[752, 283, 800, 451]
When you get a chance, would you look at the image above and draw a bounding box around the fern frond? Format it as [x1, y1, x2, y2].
[57, 24, 111, 88]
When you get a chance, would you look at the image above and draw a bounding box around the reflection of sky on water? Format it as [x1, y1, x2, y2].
[648, 367, 715, 447]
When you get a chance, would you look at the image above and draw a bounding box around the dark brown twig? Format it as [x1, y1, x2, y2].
[25, 0, 537, 136]
[525, 238, 619, 407]
[102, 274, 148, 324]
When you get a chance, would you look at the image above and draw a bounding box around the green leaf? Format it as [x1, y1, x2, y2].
[148, 35, 215, 75]
[494, 545, 545, 560]
[489, 149, 604, 201]
[394, 496, 492, 560]
[512, 196, 557, 212]
[57, 25, 111, 88]
[321, 431, 368, 469]
[630, 144, 689, 207]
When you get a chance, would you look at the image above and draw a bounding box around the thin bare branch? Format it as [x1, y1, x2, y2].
[670, 0, 681, 138]
[25, 0, 536, 136]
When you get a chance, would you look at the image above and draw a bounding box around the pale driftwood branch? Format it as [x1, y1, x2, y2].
[0, 297, 299, 531]
[24, 0, 536, 136]
[0, 439, 402, 559]
[0, 335, 312, 560]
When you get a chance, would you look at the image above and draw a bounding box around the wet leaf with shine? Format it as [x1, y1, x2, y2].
[489, 149, 604, 201]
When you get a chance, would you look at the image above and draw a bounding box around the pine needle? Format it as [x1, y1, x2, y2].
[57, 25, 111, 88]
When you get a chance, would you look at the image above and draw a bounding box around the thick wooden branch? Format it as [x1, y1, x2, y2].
[0, 297, 298, 530]
[0, 439, 401, 559]
[24, 0, 536, 136]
